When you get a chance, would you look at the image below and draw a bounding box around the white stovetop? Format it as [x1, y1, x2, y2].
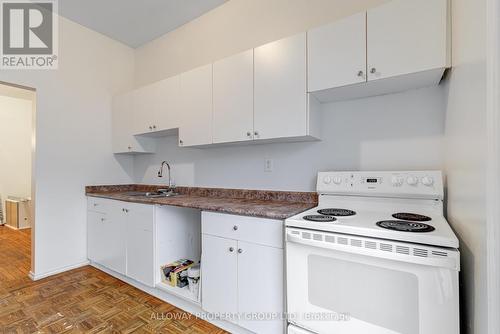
[286, 195, 459, 248]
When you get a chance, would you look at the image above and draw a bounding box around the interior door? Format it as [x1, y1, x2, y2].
[201, 234, 238, 321]
[367, 0, 449, 81]
[308, 12, 367, 92]
[237, 241, 284, 334]
[213, 49, 254, 144]
[254, 33, 307, 140]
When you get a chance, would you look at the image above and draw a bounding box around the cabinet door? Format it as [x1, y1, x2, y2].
[132, 85, 157, 135]
[367, 0, 449, 81]
[127, 229, 154, 286]
[112, 92, 154, 154]
[153, 75, 181, 132]
[308, 12, 367, 91]
[179, 64, 213, 147]
[237, 241, 284, 334]
[254, 33, 307, 140]
[103, 203, 127, 275]
[133, 75, 181, 135]
[213, 50, 254, 144]
[126, 203, 155, 286]
[201, 235, 238, 317]
[87, 211, 106, 264]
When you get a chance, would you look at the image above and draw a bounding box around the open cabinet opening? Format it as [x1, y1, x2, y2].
[155, 206, 202, 305]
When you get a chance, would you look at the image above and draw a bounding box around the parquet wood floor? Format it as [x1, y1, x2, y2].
[0, 226, 228, 333]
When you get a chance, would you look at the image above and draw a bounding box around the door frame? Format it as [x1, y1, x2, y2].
[0, 80, 37, 276]
[486, 0, 500, 332]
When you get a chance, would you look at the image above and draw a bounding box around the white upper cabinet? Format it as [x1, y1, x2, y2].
[308, 12, 367, 92]
[133, 75, 181, 135]
[213, 50, 254, 144]
[112, 92, 155, 154]
[308, 0, 450, 103]
[133, 85, 157, 135]
[255, 33, 316, 140]
[179, 64, 213, 147]
[367, 0, 449, 81]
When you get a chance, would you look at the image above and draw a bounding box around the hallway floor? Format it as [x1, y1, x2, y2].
[0, 226, 227, 333]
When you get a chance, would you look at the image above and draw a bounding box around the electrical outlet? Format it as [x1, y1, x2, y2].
[264, 159, 274, 172]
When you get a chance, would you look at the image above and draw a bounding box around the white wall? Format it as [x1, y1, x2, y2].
[0, 17, 136, 277]
[133, 0, 488, 332]
[135, 0, 389, 86]
[134, 86, 446, 190]
[0, 95, 33, 223]
[443, 0, 488, 333]
[133, 0, 444, 191]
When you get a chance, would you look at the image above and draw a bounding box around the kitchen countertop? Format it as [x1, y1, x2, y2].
[85, 185, 318, 220]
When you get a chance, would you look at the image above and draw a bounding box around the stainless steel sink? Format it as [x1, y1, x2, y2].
[124, 191, 179, 198]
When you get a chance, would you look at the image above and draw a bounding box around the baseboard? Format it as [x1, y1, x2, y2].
[29, 260, 90, 281]
[4, 224, 17, 230]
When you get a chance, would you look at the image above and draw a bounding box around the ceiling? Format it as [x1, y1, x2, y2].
[58, 0, 228, 48]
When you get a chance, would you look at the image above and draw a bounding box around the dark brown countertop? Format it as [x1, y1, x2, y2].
[85, 185, 318, 220]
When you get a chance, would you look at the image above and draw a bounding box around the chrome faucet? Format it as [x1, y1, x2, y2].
[158, 161, 172, 188]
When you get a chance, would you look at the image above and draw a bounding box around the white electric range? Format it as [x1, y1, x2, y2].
[285, 171, 460, 334]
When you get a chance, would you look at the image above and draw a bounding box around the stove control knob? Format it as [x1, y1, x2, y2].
[333, 177, 342, 185]
[323, 176, 332, 184]
[422, 176, 434, 186]
[406, 176, 418, 186]
[391, 176, 404, 187]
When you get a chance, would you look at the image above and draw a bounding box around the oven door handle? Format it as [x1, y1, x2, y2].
[286, 232, 460, 271]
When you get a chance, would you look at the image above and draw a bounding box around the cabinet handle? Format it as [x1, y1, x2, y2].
[153, 125, 157, 130]
[238, 249, 243, 254]
[233, 225, 238, 231]
[149, 126, 153, 130]
[128, 146, 132, 150]
[370, 67, 377, 74]
[246, 131, 252, 137]
[229, 247, 234, 252]
[254, 131, 259, 137]
[101, 218, 105, 222]
[93, 203, 98, 207]
[179, 139, 183, 145]
[357, 70, 364, 77]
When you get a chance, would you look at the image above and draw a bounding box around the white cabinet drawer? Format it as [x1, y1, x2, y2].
[87, 197, 111, 213]
[201, 212, 283, 248]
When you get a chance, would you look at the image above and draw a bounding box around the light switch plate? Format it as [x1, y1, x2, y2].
[264, 159, 273, 172]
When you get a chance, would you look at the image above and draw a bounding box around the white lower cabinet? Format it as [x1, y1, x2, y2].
[87, 198, 155, 286]
[88, 202, 127, 275]
[201, 234, 239, 313]
[125, 202, 155, 287]
[201, 212, 284, 334]
[237, 240, 284, 334]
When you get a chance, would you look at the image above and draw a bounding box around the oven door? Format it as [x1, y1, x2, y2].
[286, 228, 459, 334]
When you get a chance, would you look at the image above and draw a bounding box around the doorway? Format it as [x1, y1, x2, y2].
[0, 81, 36, 277]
